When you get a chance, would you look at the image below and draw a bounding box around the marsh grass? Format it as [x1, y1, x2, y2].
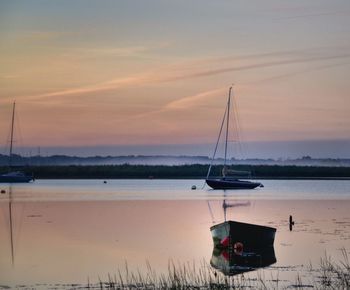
[82, 250, 350, 289]
[37, 251, 349, 289]
[314, 248, 350, 289]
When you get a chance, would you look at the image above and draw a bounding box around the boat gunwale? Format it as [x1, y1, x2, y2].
[210, 220, 276, 232]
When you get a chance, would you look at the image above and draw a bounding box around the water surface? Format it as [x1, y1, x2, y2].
[0, 179, 349, 288]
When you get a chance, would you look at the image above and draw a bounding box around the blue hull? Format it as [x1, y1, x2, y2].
[206, 178, 262, 189]
[0, 172, 34, 183]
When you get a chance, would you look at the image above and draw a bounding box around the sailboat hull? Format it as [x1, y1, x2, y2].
[206, 178, 262, 190]
[0, 172, 33, 183]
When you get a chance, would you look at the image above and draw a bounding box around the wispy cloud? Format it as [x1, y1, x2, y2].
[0, 75, 19, 79]
[118, 87, 227, 123]
[73, 42, 171, 58]
[164, 88, 225, 110]
[244, 61, 350, 85]
[16, 30, 67, 43]
[26, 76, 143, 100]
[275, 10, 350, 20]
[166, 52, 350, 81]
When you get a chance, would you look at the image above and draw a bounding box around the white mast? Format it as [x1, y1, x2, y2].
[223, 87, 232, 173]
[9, 102, 16, 168]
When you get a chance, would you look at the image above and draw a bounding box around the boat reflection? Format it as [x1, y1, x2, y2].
[210, 245, 276, 275]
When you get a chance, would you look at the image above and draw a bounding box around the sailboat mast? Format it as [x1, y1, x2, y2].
[224, 87, 232, 168]
[9, 102, 16, 168]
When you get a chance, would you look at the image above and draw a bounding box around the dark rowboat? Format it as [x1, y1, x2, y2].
[211, 220, 276, 249]
[208, 201, 277, 275]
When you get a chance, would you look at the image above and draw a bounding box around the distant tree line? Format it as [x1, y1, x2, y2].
[1, 164, 350, 179]
[1, 154, 350, 167]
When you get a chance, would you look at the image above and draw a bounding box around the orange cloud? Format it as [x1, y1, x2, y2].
[8, 48, 349, 105]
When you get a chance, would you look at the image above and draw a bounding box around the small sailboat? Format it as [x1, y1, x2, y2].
[205, 86, 262, 189]
[0, 102, 34, 183]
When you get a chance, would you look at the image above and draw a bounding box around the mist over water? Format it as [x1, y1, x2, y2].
[2, 140, 350, 159]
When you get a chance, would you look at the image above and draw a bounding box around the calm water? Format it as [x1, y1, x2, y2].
[0, 179, 350, 288]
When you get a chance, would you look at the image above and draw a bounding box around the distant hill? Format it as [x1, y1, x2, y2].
[1, 154, 350, 167]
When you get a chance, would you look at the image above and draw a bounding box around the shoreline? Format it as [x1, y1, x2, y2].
[30, 177, 350, 180]
[2, 164, 350, 180]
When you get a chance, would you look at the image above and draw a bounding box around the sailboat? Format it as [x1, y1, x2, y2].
[205, 87, 262, 189]
[0, 102, 34, 183]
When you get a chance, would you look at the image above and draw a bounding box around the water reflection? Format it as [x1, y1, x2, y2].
[4, 186, 15, 266]
[211, 246, 276, 275]
[9, 187, 14, 266]
[1, 185, 24, 267]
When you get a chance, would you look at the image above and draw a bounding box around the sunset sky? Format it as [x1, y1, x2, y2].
[1, 0, 350, 157]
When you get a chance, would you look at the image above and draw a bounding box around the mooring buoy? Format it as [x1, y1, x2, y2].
[289, 215, 295, 231]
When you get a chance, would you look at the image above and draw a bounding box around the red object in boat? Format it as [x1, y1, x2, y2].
[221, 250, 229, 261]
[220, 236, 229, 247]
[234, 242, 244, 255]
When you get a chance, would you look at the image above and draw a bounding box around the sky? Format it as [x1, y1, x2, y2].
[0, 0, 350, 158]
